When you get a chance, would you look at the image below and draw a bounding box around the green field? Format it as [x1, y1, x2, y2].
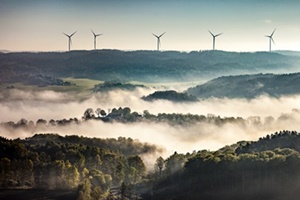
[0, 78, 103, 93]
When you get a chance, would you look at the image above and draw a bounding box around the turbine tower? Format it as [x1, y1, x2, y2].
[153, 32, 165, 51]
[265, 29, 276, 52]
[208, 30, 223, 50]
[63, 31, 77, 51]
[91, 30, 102, 50]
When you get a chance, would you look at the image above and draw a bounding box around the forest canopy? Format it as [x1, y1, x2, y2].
[1, 131, 300, 199]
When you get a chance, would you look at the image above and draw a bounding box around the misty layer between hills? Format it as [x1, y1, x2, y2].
[1, 87, 300, 158]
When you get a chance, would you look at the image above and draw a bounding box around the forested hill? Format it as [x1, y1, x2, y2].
[147, 130, 300, 200]
[1, 50, 300, 83]
[26, 133, 160, 157]
[2, 131, 300, 199]
[0, 133, 155, 199]
[187, 72, 300, 99]
[141, 90, 198, 102]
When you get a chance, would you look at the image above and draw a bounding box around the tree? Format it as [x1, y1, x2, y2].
[100, 110, 107, 117]
[165, 152, 186, 175]
[83, 108, 95, 120]
[82, 168, 89, 179]
[49, 119, 56, 126]
[65, 163, 80, 188]
[36, 119, 47, 126]
[95, 108, 102, 118]
[77, 179, 92, 200]
[155, 156, 164, 177]
[127, 155, 146, 183]
[17, 118, 28, 127]
[95, 154, 102, 168]
[95, 108, 107, 118]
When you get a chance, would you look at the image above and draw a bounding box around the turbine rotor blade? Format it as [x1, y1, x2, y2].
[152, 33, 159, 38]
[159, 32, 166, 38]
[208, 30, 214, 37]
[70, 31, 77, 37]
[63, 33, 69, 37]
[271, 28, 276, 37]
[96, 34, 102, 37]
[271, 38, 275, 45]
[91, 29, 96, 36]
[215, 33, 223, 37]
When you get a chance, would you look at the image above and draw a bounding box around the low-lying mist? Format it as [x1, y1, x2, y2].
[1, 87, 300, 158]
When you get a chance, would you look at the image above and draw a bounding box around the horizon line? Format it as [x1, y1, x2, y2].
[1, 49, 300, 54]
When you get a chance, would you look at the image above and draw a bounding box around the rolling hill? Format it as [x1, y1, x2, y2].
[1, 50, 300, 84]
[187, 73, 300, 99]
[142, 90, 198, 102]
[145, 130, 300, 200]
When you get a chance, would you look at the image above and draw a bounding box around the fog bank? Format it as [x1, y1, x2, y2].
[1, 88, 300, 157]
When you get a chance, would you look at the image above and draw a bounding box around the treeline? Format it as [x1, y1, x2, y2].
[0, 134, 148, 199]
[1, 107, 300, 132]
[145, 130, 300, 199]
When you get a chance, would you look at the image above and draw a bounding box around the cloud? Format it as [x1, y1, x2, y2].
[263, 19, 273, 24]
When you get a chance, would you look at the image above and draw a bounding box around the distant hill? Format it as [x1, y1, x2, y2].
[93, 81, 145, 92]
[1, 50, 300, 83]
[0, 73, 73, 86]
[275, 50, 300, 57]
[0, 50, 10, 53]
[186, 73, 300, 99]
[142, 90, 198, 102]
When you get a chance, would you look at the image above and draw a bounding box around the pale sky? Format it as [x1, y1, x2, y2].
[1, 0, 300, 52]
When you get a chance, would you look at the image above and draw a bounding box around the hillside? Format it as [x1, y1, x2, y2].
[1, 50, 300, 83]
[0, 134, 153, 199]
[93, 81, 146, 92]
[187, 73, 300, 98]
[2, 131, 300, 199]
[145, 130, 300, 200]
[141, 90, 198, 102]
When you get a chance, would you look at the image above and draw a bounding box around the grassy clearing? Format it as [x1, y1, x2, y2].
[63, 78, 103, 92]
[0, 78, 103, 94]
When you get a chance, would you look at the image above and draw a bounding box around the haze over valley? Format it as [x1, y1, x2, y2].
[2, 48, 300, 199]
[2, 0, 300, 199]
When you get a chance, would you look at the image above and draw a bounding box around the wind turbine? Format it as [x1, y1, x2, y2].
[91, 30, 102, 50]
[152, 32, 165, 51]
[208, 30, 223, 50]
[63, 31, 77, 51]
[265, 29, 276, 52]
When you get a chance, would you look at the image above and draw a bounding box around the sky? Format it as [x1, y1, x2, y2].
[1, 0, 300, 52]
